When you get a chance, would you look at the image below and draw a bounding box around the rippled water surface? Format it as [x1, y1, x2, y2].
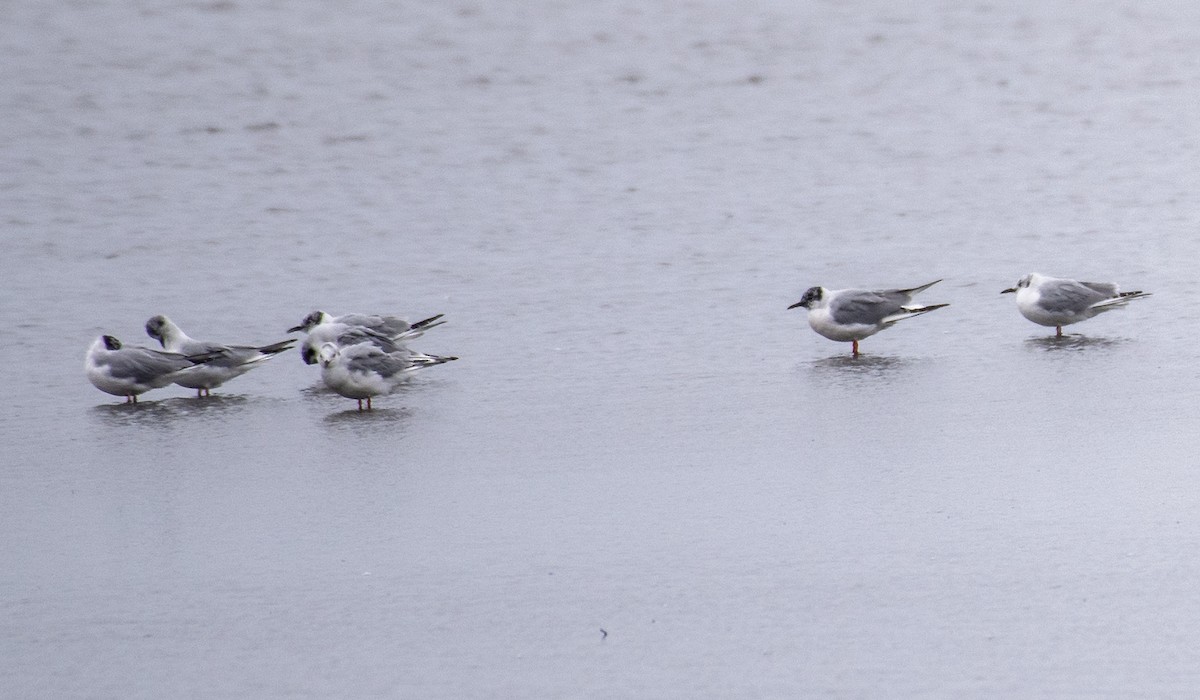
[5, 1, 1200, 696]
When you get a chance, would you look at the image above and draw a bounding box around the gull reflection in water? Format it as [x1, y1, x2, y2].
[808, 353, 910, 387]
[90, 394, 251, 427]
[1023, 334, 1127, 353]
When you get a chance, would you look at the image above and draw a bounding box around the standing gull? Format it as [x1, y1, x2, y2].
[1001, 272, 1151, 337]
[145, 315, 295, 396]
[318, 341, 457, 411]
[788, 279, 948, 356]
[85, 335, 223, 403]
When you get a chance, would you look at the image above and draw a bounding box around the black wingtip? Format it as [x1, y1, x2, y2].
[899, 279, 943, 294]
[410, 314, 446, 331]
[258, 339, 298, 354]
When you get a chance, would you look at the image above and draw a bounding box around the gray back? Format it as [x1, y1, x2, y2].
[1039, 280, 1112, 313]
[829, 290, 907, 326]
[105, 348, 193, 383]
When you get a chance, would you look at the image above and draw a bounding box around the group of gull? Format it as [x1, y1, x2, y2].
[790, 271, 1150, 356]
[85, 310, 456, 410]
[86, 271, 1152, 407]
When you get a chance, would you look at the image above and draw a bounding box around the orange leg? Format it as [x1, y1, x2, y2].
[851, 339, 859, 356]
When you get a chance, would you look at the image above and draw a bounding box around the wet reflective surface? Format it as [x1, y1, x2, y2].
[4, 0, 1200, 696]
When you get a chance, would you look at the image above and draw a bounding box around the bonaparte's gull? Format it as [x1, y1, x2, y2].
[85, 335, 223, 403]
[288, 310, 442, 337]
[788, 279, 948, 356]
[145, 315, 295, 396]
[1001, 272, 1151, 337]
[288, 311, 445, 365]
[318, 341, 457, 411]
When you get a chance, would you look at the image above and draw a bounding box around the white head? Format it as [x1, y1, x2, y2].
[317, 342, 340, 368]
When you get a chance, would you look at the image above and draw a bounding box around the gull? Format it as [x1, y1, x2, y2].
[787, 279, 948, 356]
[145, 315, 295, 396]
[1001, 272, 1151, 337]
[85, 335, 224, 404]
[288, 310, 445, 365]
[288, 310, 442, 337]
[318, 341, 457, 411]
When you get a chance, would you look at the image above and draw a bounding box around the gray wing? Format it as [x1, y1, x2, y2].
[167, 338, 262, 368]
[1039, 280, 1111, 313]
[213, 340, 293, 360]
[1078, 281, 1120, 297]
[175, 338, 229, 356]
[347, 348, 411, 379]
[106, 348, 194, 383]
[829, 291, 905, 326]
[337, 313, 412, 336]
[336, 327, 404, 353]
[207, 345, 267, 367]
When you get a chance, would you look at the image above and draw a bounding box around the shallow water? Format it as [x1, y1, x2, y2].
[5, 0, 1200, 696]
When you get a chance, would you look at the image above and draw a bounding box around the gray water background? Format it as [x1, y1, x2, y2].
[4, 0, 1200, 696]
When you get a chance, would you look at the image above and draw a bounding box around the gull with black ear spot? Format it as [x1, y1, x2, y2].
[85, 335, 225, 404]
[788, 280, 948, 356]
[1001, 272, 1151, 337]
[145, 315, 295, 397]
[318, 340, 458, 411]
